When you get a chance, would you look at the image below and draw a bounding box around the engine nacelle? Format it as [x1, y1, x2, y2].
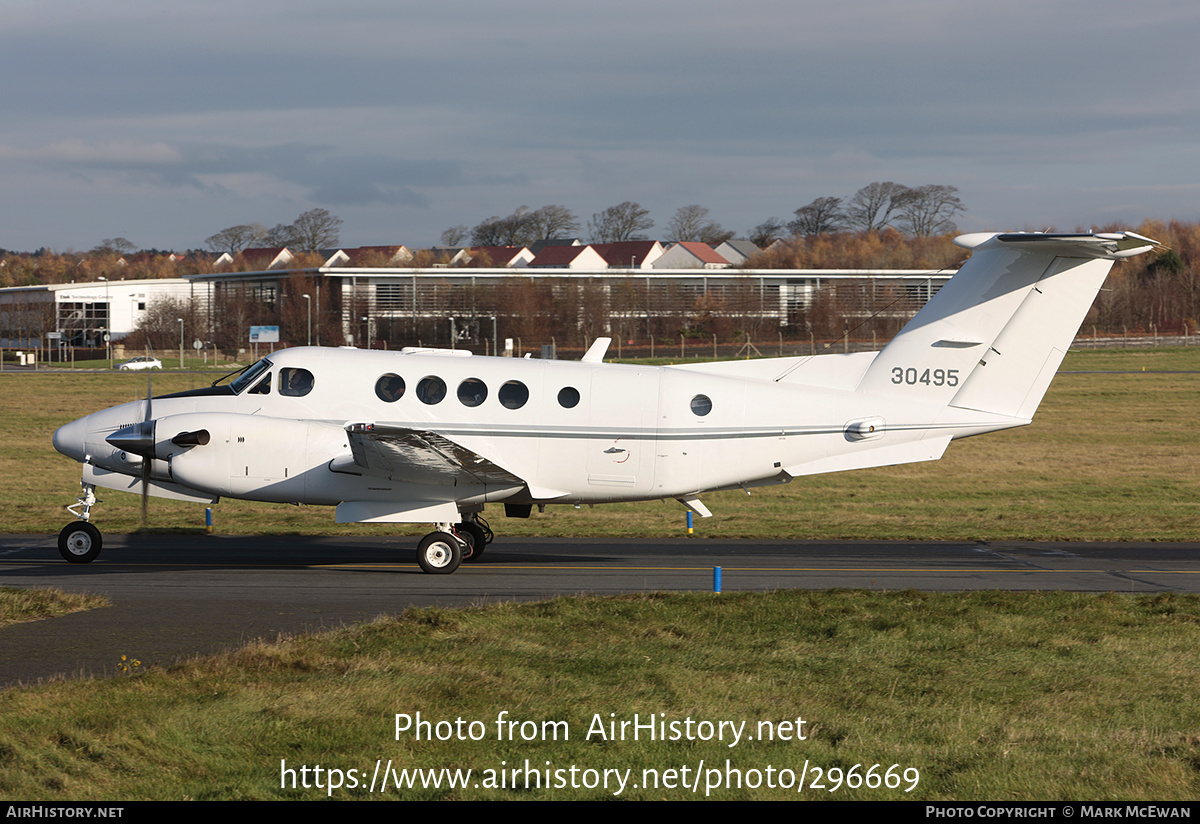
[157, 413, 346, 503]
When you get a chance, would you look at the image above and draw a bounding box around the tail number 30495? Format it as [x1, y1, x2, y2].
[891, 367, 960, 387]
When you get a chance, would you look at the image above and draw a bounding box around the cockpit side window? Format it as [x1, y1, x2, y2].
[228, 358, 273, 393]
[279, 367, 315, 397]
[249, 374, 272, 395]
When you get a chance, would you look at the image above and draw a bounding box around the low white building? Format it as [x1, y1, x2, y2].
[0, 278, 202, 350]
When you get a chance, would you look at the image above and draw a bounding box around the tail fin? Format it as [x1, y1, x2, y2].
[857, 232, 1161, 419]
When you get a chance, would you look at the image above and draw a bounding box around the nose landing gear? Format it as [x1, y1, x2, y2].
[60, 482, 103, 564]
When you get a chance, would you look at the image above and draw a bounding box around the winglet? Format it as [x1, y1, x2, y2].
[581, 337, 612, 363]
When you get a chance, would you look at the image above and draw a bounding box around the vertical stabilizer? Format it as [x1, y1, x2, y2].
[856, 232, 1161, 419]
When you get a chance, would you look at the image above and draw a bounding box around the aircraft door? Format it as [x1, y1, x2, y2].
[586, 368, 658, 496]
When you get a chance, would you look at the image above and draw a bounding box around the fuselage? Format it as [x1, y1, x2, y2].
[54, 345, 993, 516]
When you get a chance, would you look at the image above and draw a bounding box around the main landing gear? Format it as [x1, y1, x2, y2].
[416, 514, 494, 574]
[59, 483, 103, 564]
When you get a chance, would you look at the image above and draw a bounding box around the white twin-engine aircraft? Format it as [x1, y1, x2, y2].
[53, 230, 1161, 573]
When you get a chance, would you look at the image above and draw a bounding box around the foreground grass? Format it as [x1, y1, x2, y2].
[1, 348, 1197, 540]
[1, 590, 1198, 800]
[0, 587, 109, 628]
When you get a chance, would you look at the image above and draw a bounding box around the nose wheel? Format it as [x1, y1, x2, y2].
[58, 521, 102, 564]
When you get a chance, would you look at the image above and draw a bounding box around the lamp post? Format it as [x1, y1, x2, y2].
[303, 294, 312, 346]
[177, 318, 184, 370]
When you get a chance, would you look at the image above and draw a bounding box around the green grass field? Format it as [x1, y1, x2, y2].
[3, 590, 1200, 800]
[0, 587, 108, 629]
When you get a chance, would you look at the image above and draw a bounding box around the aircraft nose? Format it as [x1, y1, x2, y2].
[53, 415, 89, 462]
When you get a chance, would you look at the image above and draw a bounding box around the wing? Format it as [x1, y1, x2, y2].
[341, 422, 527, 489]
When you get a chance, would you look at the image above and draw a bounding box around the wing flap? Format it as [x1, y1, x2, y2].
[344, 422, 527, 488]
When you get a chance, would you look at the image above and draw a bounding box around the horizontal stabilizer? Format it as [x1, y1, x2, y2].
[857, 231, 1162, 419]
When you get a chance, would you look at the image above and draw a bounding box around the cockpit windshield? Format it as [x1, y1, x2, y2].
[213, 358, 274, 394]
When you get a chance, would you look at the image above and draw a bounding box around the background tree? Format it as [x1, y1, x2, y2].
[898, 185, 965, 236]
[588, 201, 654, 243]
[204, 223, 266, 255]
[749, 218, 786, 248]
[788, 197, 845, 237]
[264, 223, 296, 247]
[845, 182, 912, 232]
[471, 211, 522, 246]
[526, 204, 580, 241]
[469, 205, 579, 247]
[440, 225, 469, 246]
[124, 296, 203, 351]
[91, 238, 138, 256]
[666, 205, 733, 244]
[288, 208, 343, 251]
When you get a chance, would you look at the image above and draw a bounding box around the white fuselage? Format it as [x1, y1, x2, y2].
[55, 345, 1003, 520]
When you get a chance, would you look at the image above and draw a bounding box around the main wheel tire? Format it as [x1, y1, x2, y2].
[58, 522, 102, 564]
[456, 522, 488, 562]
[417, 531, 463, 574]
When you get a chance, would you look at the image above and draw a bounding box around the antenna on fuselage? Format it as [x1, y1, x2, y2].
[581, 337, 612, 363]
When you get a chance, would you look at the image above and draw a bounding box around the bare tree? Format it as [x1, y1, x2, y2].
[788, 197, 846, 237]
[667, 205, 732, 244]
[263, 223, 295, 247]
[749, 218, 786, 248]
[126, 296, 203, 350]
[440, 225, 469, 246]
[527, 205, 580, 241]
[205, 223, 267, 255]
[288, 208, 343, 251]
[898, 185, 966, 236]
[470, 205, 579, 247]
[589, 201, 654, 243]
[471, 207, 533, 246]
[92, 238, 138, 256]
[845, 182, 912, 232]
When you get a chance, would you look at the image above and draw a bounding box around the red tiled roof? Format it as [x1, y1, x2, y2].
[529, 246, 587, 266]
[590, 241, 659, 266]
[673, 241, 728, 265]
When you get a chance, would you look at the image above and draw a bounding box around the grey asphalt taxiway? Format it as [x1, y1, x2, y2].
[3, 533, 1199, 688]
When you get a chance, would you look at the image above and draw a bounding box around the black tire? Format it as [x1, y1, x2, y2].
[417, 531, 463, 574]
[456, 522, 488, 561]
[58, 522, 102, 564]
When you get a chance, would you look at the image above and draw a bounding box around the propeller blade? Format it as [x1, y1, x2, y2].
[140, 452, 150, 530]
[141, 373, 152, 530]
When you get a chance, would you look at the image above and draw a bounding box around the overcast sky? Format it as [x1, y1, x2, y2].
[1, 0, 1197, 252]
